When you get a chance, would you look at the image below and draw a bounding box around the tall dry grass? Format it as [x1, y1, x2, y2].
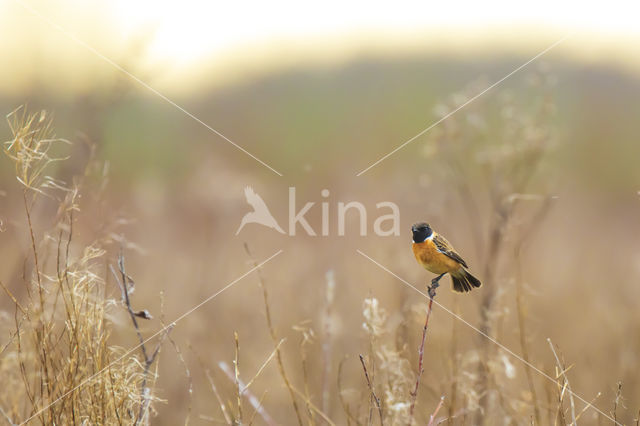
[0, 107, 165, 425]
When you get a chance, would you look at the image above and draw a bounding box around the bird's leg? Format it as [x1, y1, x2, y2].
[431, 273, 445, 288]
[428, 273, 445, 298]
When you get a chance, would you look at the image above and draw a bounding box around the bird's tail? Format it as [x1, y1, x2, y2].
[451, 269, 482, 293]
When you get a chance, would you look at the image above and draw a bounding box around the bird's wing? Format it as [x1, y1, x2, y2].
[433, 233, 468, 268]
[244, 186, 270, 212]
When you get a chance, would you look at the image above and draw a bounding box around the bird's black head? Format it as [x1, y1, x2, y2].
[411, 222, 432, 243]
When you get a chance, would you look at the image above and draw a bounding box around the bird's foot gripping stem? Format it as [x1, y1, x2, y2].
[428, 274, 444, 299]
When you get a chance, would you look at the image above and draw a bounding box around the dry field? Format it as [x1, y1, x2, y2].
[1, 59, 639, 426]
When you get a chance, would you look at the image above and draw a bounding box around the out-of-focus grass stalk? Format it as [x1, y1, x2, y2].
[244, 243, 304, 425]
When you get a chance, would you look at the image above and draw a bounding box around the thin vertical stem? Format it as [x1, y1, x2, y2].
[359, 354, 383, 425]
[408, 281, 439, 426]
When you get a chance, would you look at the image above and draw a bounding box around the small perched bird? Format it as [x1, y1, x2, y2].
[411, 222, 481, 293]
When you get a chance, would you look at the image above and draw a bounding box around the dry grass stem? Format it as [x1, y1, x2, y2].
[242, 338, 285, 394]
[427, 395, 446, 426]
[612, 382, 624, 425]
[359, 354, 383, 425]
[547, 338, 576, 426]
[244, 243, 304, 425]
[322, 269, 336, 419]
[111, 253, 172, 425]
[290, 386, 337, 426]
[408, 281, 439, 425]
[0, 108, 166, 424]
[218, 361, 277, 426]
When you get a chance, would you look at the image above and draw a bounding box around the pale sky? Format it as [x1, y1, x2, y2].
[0, 0, 638, 94]
[109, 0, 639, 63]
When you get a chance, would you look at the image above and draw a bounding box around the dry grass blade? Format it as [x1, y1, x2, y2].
[247, 391, 269, 426]
[547, 339, 576, 426]
[244, 243, 304, 425]
[514, 197, 553, 426]
[242, 339, 285, 394]
[0, 404, 15, 426]
[322, 269, 336, 419]
[427, 396, 446, 426]
[218, 361, 277, 426]
[359, 354, 383, 425]
[612, 382, 624, 424]
[111, 253, 172, 425]
[0, 279, 26, 315]
[206, 368, 232, 424]
[575, 392, 601, 422]
[337, 356, 357, 426]
[234, 332, 243, 423]
[160, 293, 193, 426]
[194, 349, 232, 425]
[3, 107, 69, 192]
[290, 386, 337, 426]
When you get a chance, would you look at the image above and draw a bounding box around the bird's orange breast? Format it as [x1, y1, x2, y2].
[412, 240, 461, 275]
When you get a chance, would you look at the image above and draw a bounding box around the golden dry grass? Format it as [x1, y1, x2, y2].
[0, 108, 159, 425]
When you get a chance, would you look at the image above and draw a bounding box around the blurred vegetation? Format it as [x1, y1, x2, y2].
[1, 54, 639, 188]
[1, 52, 640, 425]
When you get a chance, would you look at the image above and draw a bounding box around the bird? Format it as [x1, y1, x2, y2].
[236, 186, 285, 235]
[411, 222, 481, 293]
